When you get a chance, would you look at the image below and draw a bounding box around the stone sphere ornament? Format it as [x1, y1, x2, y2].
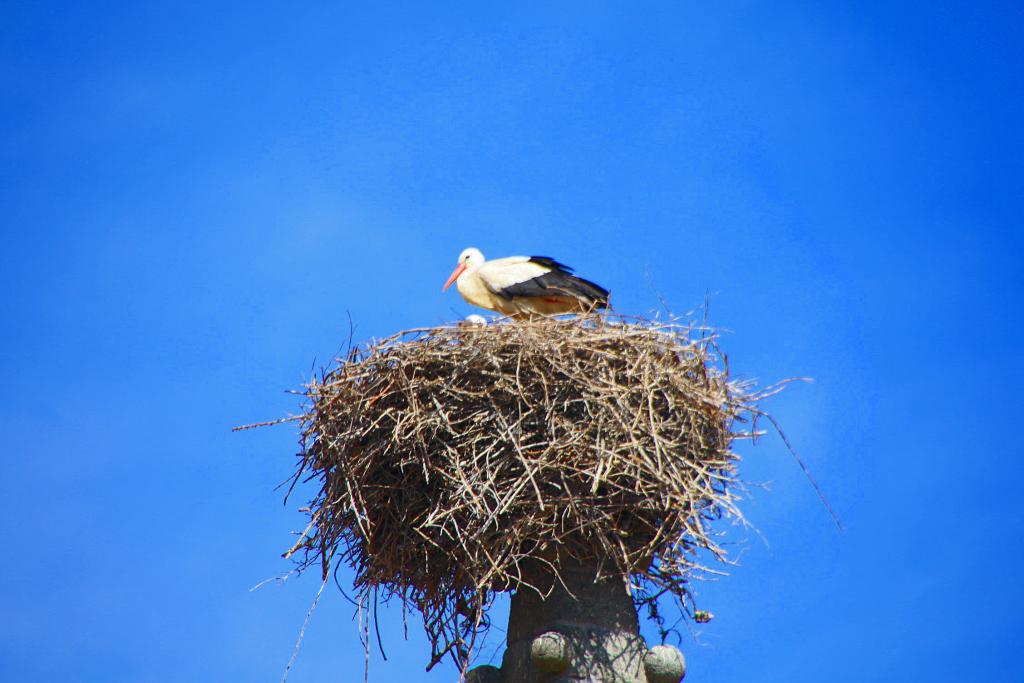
[465, 664, 503, 683]
[643, 644, 687, 683]
[530, 631, 571, 673]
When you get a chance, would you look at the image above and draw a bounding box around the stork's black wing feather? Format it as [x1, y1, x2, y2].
[528, 256, 574, 273]
[497, 268, 610, 307]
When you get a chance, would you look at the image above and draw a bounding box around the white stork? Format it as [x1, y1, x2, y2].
[442, 247, 610, 317]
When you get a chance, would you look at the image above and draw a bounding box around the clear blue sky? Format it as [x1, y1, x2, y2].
[1, 2, 1021, 681]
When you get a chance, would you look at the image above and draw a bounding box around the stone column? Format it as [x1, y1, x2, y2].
[466, 560, 686, 683]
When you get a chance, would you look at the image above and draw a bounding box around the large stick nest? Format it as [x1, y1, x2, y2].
[286, 315, 768, 668]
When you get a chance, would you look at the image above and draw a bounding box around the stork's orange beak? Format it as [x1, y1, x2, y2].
[442, 263, 466, 291]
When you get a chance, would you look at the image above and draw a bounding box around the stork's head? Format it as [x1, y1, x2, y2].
[442, 247, 485, 291]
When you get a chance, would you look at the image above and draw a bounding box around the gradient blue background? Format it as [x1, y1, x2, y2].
[2, 2, 1021, 681]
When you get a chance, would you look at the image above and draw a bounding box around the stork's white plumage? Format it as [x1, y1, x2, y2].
[442, 247, 610, 317]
